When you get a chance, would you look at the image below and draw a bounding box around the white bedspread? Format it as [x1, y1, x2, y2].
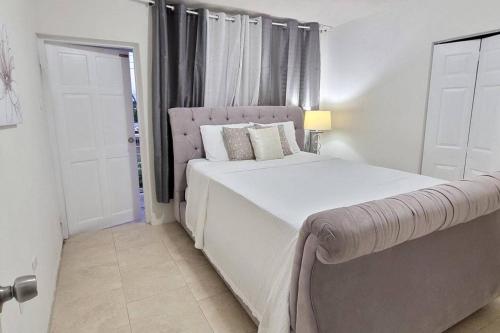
[185, 153, 444, 333]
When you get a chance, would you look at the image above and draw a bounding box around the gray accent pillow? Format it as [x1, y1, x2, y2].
[222, 126, 255, 160]
[254, 124, 293, 155]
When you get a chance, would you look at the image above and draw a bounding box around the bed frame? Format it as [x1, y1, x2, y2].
[168, 106, 500, 333]
[168, 106, 304, 226]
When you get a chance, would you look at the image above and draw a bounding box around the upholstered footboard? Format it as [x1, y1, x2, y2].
[290, 173, 500, 333]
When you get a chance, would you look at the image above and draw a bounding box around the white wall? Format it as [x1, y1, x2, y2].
[0, 1, 62, 332]
[320, 0, 500, 173]
[34, 0, 175, 225]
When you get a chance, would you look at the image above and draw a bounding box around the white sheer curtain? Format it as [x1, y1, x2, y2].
[234, 16, 262, 106]
[204, 12, 262, 107]
[204, 12, 241, 107]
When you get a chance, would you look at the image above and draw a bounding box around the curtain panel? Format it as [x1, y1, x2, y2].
[299, 23, 321, 110]
[152, 1, 207, 203]
[204, 13, 263, 107]
[204, 12, 242, 107]
[234, 16, 262, 106]
[259, 19, 321, 109]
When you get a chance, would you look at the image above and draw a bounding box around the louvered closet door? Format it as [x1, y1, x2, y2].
[465, 35, 500, 177]
[421, 40, 481, 180]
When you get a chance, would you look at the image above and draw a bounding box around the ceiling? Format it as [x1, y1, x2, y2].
[173, 0, 407, 28]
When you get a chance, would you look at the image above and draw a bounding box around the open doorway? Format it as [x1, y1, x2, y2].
[128, 51, 145, 222]
[43, 42, 145, 236]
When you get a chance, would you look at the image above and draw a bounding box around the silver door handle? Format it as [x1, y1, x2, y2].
[128, 137, 134, 143]
[0, 275, 38, 313]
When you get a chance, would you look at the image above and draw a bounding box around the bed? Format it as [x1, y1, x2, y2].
[168, 106, 500, 333]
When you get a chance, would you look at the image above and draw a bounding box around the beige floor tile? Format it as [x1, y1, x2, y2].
[199, 292, 257, 333]
[57, 262, 122, 298]
[64, 228, 114, 249]
[60, 242, 117, 270]
[446, 318, 483, 333]
[177, 247, 210, 265]
[114, 325, 133, 333]
[51, 289, 129, 333]
[130, 317, 213, 333]
[52, 325, 132, 333]
[117, 241, 172, 270]
[446, 299, 500, 333]
[52, 221, 500, 333]
[478, 317, 500, 333]
[113, 222, 163, 251]
[120, 261, 186, 302]
[176, 259, 228, 301]
[127, 287, 212, 332]
[155, 223, 188, 242]
[169, 244, 206, 263]
[111, 221, 148, 233]
[187, 270, 229, 301]
[162, 231, 206, 262]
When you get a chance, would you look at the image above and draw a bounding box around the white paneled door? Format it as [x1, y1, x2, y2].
[421, 40, 481, 180]
[46, 43, 140, 235]
[465, 34, 500, 178]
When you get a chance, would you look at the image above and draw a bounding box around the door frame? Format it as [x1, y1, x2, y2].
[36, 34, 150, 238]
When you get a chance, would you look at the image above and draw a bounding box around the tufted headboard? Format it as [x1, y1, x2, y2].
[168, 106, 305, 224]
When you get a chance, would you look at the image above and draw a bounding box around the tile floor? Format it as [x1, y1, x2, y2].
[50, 222, 500, 333]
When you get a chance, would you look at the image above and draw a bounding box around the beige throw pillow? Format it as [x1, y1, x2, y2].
[222, 127, 255, 160]
[248, 127, 284, 161]
[251, 121, 300, 153]
[254, 124, 293, 155]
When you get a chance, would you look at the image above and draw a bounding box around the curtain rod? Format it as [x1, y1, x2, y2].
[137, 0, 332, 32]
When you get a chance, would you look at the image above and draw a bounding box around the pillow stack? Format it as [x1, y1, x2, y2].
[200, 121, 299, 162]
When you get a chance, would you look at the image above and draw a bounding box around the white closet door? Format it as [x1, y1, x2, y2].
[46, 43, 140, 235]
[465, 35, 500, 177]
[421, 40, 480, 180]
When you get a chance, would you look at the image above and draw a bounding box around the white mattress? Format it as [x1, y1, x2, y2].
[185, 152, 444, 333]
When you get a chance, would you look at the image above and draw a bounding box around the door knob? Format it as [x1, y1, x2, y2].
[128, 137, 134, 143]
[0, 275, 38, 313]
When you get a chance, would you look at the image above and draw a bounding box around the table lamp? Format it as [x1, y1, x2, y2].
[304, 110, 331, 154]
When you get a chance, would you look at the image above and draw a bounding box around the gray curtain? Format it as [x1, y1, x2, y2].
[152, 1, 207, 203]
[259, 17, 289, 106]
[300, 23, 321, 110]
[259, 19, 320, 109]
[286, 20, 301, 106]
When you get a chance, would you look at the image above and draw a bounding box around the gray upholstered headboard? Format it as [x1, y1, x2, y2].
[168, 106, 305, 223]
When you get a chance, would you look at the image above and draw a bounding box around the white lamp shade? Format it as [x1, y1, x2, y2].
[304, 111, 332, 131]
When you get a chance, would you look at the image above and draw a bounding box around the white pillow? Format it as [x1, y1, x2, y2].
[200, 123, 250, 161]
[248, 127, 284, 161]
[251, 121, 300, 153]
